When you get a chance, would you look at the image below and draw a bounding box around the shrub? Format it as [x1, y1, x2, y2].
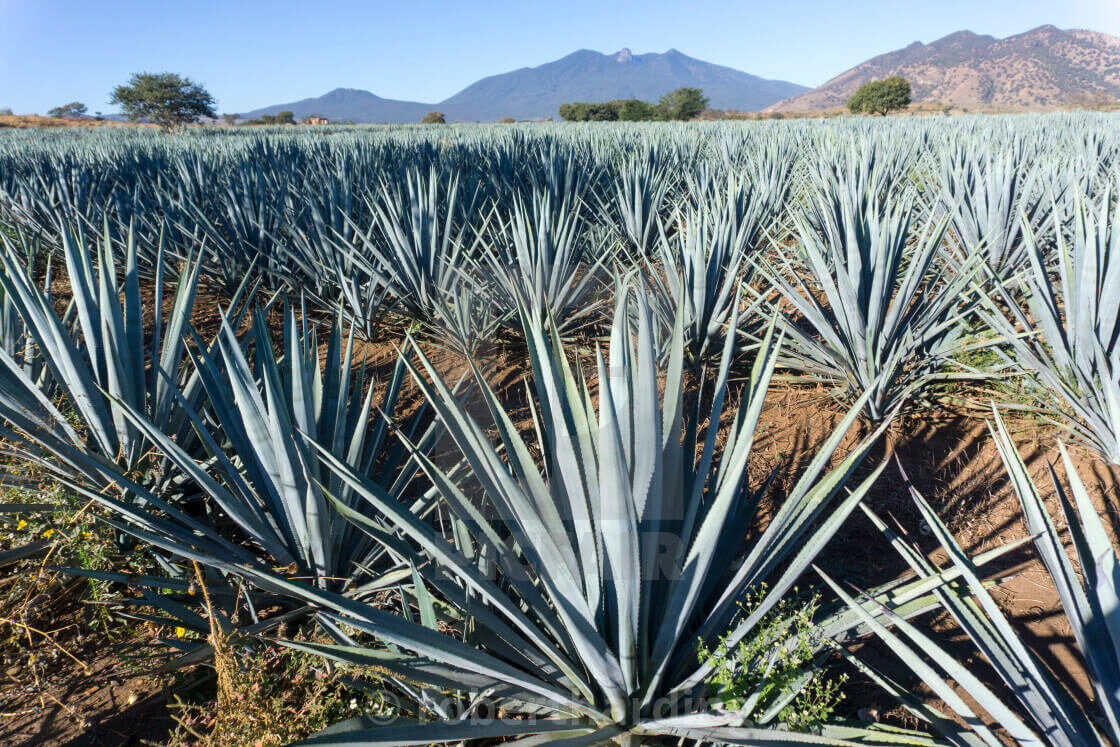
[421, 111, 446, 124]
[699, 587, 848, 731]
[167, 644, 397, 746]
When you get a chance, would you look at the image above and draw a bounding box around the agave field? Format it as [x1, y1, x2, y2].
[0, 112, 1118, 745]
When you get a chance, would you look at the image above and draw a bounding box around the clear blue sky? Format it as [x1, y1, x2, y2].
[2, 0, 1118, 115]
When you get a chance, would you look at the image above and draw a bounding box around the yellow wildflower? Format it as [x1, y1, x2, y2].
[16, 519, 27, 531]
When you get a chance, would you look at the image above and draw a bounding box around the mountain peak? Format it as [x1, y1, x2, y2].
[615, 48, 633, 63]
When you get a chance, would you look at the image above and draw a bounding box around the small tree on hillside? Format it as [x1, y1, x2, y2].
[222, 113, 239, 125]
[847, 76, 911, 115]
[47, 102, 88, 119]
[422, 111, 447, 124]
[110, 73, 216, 131]
[657, 88, 708, 120]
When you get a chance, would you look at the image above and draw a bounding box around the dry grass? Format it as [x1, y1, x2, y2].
[0, 115, 150, 130]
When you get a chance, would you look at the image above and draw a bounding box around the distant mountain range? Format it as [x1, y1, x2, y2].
[769, 25, 1120, 111]
[242, 48, 808, 123]
[239, 27, 1120, 122]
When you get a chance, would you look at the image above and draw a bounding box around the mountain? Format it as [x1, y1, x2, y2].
[242, 48, 807, 123]
[769, 25, 1120, 112]
[437, 48, 807, 120]
[241, 88, 431, 123]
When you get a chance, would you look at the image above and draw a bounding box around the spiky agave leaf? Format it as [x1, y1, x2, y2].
[979, 182, 1120, 464]
[599, 143, 675, 258]
[424, 273, 507, 356]
[995, 408, 1120, 740]
[344, 166, 484, 323]
[824, 407, 1117, 746]
[936, 140, 1054, 279]
[200, 279, 903, 743]
[479, 183, 613, 336]
[0, 219, 205, 488]
[756, 158, 985, 422]
[646, 165, 771, 369]
[113, 302, 447, 592]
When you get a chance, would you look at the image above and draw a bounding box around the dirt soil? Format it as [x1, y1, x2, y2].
[0, 570, 175, 745]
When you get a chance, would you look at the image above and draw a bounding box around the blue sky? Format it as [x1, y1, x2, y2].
[2, 0, 1118, 115]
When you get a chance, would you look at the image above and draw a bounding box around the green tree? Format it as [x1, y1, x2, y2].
[421, 111, 446, 124]
[559, 101, 624, 121]
[558, 102, 587, 121]
[847, 76, 911, 115]
[587, 102, 621, 121]
[273, 110, 295, 125]
[657, 87, 708, 120]
[222, 113, 239, 125]
[47, 102, 88, 118]
[110, 72, 216, 131]
[618, 99, 657, 121]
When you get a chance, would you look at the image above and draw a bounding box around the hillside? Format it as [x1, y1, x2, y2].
[242, 48, 807, 123]
[769, 25, 1120, 111]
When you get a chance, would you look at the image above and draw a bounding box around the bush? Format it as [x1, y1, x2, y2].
[167, 644, 398, 746]
[699, 587, 848, 731]
[498, 116, 516, 123]
[847, 76, 911, 115]
[421, 111, 446, 124]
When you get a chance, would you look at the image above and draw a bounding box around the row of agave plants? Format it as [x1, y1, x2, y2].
[0, 114, 1115, 743]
